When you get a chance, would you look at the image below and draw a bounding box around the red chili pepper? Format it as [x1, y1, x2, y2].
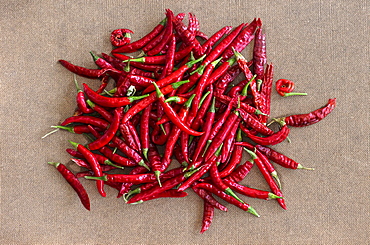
[87, 107, 122, 150]
[110, 28, 133, 47]
[58, 60, 108, 79]
[221, 18, 261, 61]
[242, 121, 290, 146]
[282, 98, 336, 127]
[201, 26, 232, 55]
[60, 115, 109, 129]
[226, 157, 254, 183]
[200, 201, 214, 233]
[275, 79, 307, 97]
[112, 18, 167, 53]
[238, 108, 274, 135]
[48, 162, 90, 210]
[223, 179, 282, 200]
[69, 141, 106, 197]
[253, 27, 267, 80]
[85, 172, 158, 184]
[158, 34, 176, 80]
[153, 83, 204, 137]
[83, 83, 149, 108]
[192, 184, 228, 212]
[111, 136, 146, 167]
[255, 145, 314, 170]
[244, 148, 286, 210]
[146, 9, 174, 56]
[194, 182, 259, 217]
[173, 14, 202, 57]
[258, 63, 274, 123]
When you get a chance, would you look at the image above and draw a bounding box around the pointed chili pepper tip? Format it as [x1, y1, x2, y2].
[247, 206, 260, 217]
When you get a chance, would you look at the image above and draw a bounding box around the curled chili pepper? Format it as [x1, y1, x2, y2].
[110, 28, 134, 47]
[275, 79, 307, 97]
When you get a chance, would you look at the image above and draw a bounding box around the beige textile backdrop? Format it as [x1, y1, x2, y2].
[1, 0, 369, 244]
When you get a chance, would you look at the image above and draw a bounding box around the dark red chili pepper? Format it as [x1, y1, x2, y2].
[191, 86, 213, 132]
[111, 136, 146, 167]
[275, 79, 307, 97]
[83, 83, 149, 108]
[153, 83, 204, 137]
[98, 146, 140, 168]
[192, 184, 228, 212]
[218, 129, 243, 178]
[223, 179, 282, 200]
[71, 158, 120, 171]
[238, 108, 274, 136]
[194, 182, 259, 217]
[134, 189, 188, 203]
[215, 93, 264, 115]
[253, 27, 267, 81]
[159, 34, 176, 80]
[146, 9, 174, 56]
[220, 119, 240, 163]
[258, 63, 274, 123]
[69, 141, 106, 197]
[87, 107, 122, 150]
[95, 75, 110, 94]
[73, 76, 94, 114]
[48, 162, 90, 210]
[282, 98, 336, 127]
[112, 18, 167, 53]
[58, 60, 108, 79]
[200, 201, 214, 234]
[140, 103, 152, 160]
[173, 14, 202, 57]
[255, 144, 313, 170]
[118, 166, 149, 198]
[110, 28, 133, 47]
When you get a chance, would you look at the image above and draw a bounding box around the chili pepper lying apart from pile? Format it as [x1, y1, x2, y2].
[46, 9, 336, 233]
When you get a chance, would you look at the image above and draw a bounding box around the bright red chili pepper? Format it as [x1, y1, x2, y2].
[242, 121, 290, 146]
[83, 83, 149, 108]
[60, 115, 109, 129]
[110, 28, 133, 47]
[275, 79, 307, 97]
[48, 162, 90, 210]
[112, 18, 167, 53]
[223, 179, 282, 200]
[192, 184, 228, 212]
[58, 59, 109, 79]
[69, 141, 106, 197]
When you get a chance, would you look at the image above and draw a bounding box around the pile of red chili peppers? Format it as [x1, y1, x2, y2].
[47, 9, 336, 233]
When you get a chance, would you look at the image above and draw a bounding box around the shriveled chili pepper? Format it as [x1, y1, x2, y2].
[71, 158, 121, 171]
[253, 27, 267, 80]
[200, 201, 214, 234]
[51, 125, 102, 135]
[112, 18, 167, 53]
[275, 79, 307, 97]
[110, 28, 133, 47]
[194, 182, 259, 217]
[126, 169, 198, 204]
[133, 189, 188, 203]
[259, 63, 274, 123]
[85, 172, 158, 184]
[221, 18, 261, 61]
[226, 157, 254, 183]
[173, 14, 202, 57]
[238, 108, 274, 135]
[69, 141, 106, 197]
[48, 162, 90, 210]
[192, 184, 228, 212]
[281, 98, 337, 127]
[220, 118, 241, 163]
[255, 145, 313, 170]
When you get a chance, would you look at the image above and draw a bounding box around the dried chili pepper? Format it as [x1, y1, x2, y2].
[276, 79, 307, 97]
[110, 28, 133, 47]
[48, 162, 90, 210]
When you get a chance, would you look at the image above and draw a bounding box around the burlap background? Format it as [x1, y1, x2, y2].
[1, 1, 368, 244]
